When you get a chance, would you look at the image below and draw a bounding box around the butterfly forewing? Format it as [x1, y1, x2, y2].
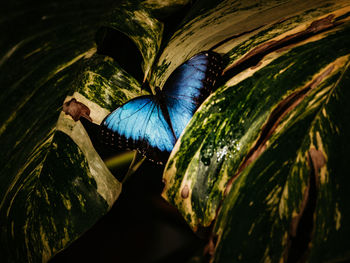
[101, 96, 175, 156]
[163, 51, 223, 139]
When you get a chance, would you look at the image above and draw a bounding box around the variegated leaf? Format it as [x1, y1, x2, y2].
[162, 1, 350, 232]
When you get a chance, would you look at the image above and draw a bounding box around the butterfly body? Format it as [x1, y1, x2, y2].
[101, 51, 223, 164]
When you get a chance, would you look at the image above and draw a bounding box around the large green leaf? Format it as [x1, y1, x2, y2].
[162, 0, 350, 232]
[161, 1, 350, 262]
[0, 0, 163, 261]
[212, 55, 350, 262]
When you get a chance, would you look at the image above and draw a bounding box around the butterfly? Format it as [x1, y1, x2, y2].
[100, 51, 223, 164]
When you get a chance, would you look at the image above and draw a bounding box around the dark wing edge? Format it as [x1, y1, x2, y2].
[191, 51, 224, 106]
[100, 125, 171, 165]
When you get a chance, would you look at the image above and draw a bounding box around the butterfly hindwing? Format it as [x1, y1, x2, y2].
[163, 51, 223, 138]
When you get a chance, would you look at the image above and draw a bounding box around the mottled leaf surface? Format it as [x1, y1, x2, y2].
[0, 0, 159, 261]
[305, 58, 350, 263]
[153, 0, 349, 89]
[162, 2, 350, 231]
[74, 54, 146, 112]
[212, 54, 350, 263]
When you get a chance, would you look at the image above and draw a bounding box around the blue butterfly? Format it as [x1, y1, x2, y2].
[100, 51, 223, 164]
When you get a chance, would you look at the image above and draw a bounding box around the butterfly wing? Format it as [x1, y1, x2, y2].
[100, 51, 223, 164]
[163, 51, 223, 138]
[100, 96, 176, 162]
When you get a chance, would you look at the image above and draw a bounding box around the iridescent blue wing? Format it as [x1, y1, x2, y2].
[100, 96, 175, 163]
[100, 51, 223, 164]
[163, 51, 223, 138]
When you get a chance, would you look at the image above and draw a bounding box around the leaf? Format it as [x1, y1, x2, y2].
[102, 1, 164, 83]
[0, 0, 160, 261]
[303, 63, 350, 263]
[153, 0, 341, 88]
[0, 115, 120, 262]
[212, 55, 350, 263]
[162, 1, 350, 232]
[74, 54, 146, 111]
